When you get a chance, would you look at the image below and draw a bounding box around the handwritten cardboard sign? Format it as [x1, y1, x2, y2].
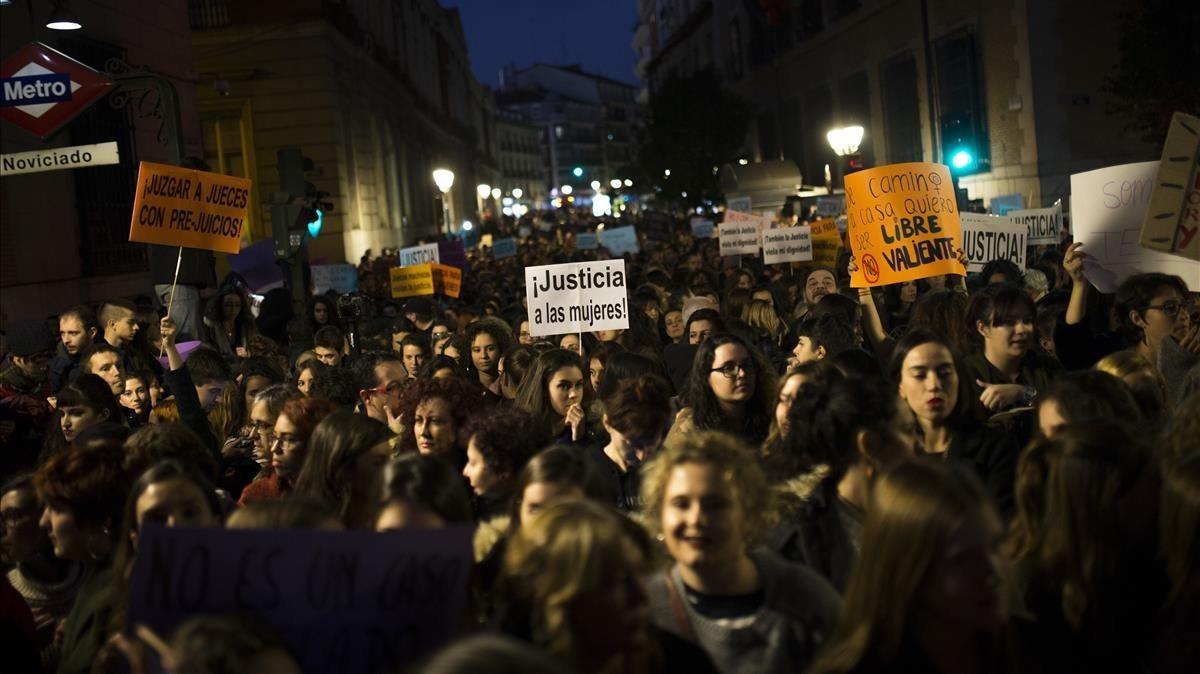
[599, 225, 639, 255]
[1009, 203, 1061, 246]
[1071, 161, 1200, 292]
[1139, 111, 1200, 262]
[128, 161, 252, 254]
[690, 217, 715, 238]
[525, 260, 629, 337]
[127, 525, 472, 674]
[719, 210, 766, 256]
[390, 264, 435, 298]
[844, 162, 966, 287]
[762, 226, 813, 265]
[960, 212, 1027, 272]
[311, 264, 358, 294]
[810, 218, 842, 267]
[399, 243, 439, 267]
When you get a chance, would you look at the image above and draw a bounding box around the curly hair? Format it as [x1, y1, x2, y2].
[640, 430, 773, 546]
[462, 317, 515, 377]
[394, 376, 483, 456]
[463, 407, 546, 481]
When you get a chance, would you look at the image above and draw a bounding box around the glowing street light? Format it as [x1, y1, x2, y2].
[476, 184, 491, 199]
[609, 178, 622, 189]
[432, 168, 455, 193]
[623, 179, 632, 187]
[590, 180, 601, 191]
[561, 185, 573, 195]
[663, 169, 671, 177]
[490, 187, 501, 200]
[826, 126, 865, 157]
[512, 187, 523, 199]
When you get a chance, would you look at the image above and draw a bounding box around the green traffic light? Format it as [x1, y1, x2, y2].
[950, 149, 973, 171]
[572, 166, 583, 177]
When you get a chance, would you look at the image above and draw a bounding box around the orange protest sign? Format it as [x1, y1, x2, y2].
[432, 263, 462, 298]
[390, 264, 435, 298]
[810, 218, 842, 268]
[843, 162, 966, 287]
[128, 161, 251, 255]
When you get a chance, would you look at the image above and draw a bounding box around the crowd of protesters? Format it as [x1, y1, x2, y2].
[1, 203, 1198, 674]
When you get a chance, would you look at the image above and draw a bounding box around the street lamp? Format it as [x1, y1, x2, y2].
[623, 179, 632, 187]
[826, 125, 865, 192]
[476, 184, 490, 220]
[46, 1, 82, 30]
[609, 178, 622, 189]
[512, 187, 523, 199]
[432, 168, 455, 234]
[590, 180, 601, 191]
[491, 187, 501, 200]
[561, 185, 573, 195]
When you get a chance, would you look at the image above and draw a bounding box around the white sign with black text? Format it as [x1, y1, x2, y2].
[525, 259, 629, 337]
[1008, 203, 1061, 245]
[399, 243, 439, 267]
[762, 226, 813, 265]
[719, 210, 766, 256]
[960, 212, 1027, 272]
[0, 141, 119, 176]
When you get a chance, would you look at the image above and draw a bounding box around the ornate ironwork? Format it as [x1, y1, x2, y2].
[102, 58, 184, 164]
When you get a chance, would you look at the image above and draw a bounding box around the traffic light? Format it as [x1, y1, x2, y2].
[276, 147, 334, 241]
[572, 166, 583, 178]
[277, 148, 315, 199]
[941, 111, 989, 176]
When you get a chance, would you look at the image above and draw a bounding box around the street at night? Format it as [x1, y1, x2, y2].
[1, 1, 1198, 673]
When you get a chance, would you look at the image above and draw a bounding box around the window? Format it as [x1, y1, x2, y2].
[880, 52, 922, 163]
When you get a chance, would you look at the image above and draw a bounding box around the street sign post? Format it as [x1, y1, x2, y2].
[1, 42, 113, 139]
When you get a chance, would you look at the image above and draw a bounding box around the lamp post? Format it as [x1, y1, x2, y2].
[476, 183, 490, 220]
[826, 125, 865, 193]
[433, 168, 455, 235]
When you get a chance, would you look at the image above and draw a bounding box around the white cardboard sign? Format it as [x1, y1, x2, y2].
[762, 226, 813, 265]
[960, 212, 1027, 272]
[1009, 202, 1062, 245]
[1070, 161, 1200, 292]
[399, 243, 439, 267]
[719, 210, 766, 256]
[525, 259, 629, 337]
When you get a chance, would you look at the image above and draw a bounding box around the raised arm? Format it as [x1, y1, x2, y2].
[1063, 242, 1088, 325]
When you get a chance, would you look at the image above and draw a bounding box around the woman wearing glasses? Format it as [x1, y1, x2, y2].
[667, 334, 778, 447]
[1056, 244, 1197, 374]
[238, 396, 336, 505]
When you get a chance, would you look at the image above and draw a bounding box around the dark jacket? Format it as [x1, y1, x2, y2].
[48, 352, 81, 393]
[162, 365, 219, 462]
[766, 466, 859, 592]
[56, 563, 115, 674]
[1052, 318, 1124, 371]
[149, 244, 216, 288]
[944, 425, 1019, 517]
[583, 444, 645, 513]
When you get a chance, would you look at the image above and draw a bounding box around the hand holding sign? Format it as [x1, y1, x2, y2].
[844, 162, 966, 287]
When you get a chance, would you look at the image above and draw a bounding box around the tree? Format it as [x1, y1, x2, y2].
[1104, 0, 1200, 143]
[636, 68, 753, 206]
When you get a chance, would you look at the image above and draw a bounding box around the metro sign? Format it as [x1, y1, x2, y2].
[1, 42, 113, 139]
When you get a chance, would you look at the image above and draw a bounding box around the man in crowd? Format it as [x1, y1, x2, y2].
[78, 343, 125, 396]
[0, 320, 56, 474]
[353, 351, 407, 427]
[403, 297, 436, 335]
[49, 305, 98, 391]
[313, 326, 345, 367]
[99, 299, 159, 377]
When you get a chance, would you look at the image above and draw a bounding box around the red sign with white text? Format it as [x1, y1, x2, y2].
[1, 42, 113, 139]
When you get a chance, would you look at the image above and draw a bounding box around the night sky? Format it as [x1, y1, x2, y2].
[444, 0, 639, 88]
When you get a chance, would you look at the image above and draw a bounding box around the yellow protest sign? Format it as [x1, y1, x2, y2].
[128, 161, 251, 255]
[390, 264, 435, 298]
[432, 263, 462, 298]
[810, 218, 842, 268]
[843, 162, 966, 287]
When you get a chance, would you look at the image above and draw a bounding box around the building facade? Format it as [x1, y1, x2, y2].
[494, 107, 547, 206]
[495, 63, 640, 195]
[188, 0, 498, 264]
[1, 0, 205, 321]
[635, 0, 1158, 211]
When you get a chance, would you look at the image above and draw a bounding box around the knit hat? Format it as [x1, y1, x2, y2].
[4, 319, 55, 357]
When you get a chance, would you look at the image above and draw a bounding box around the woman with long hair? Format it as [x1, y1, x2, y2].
[762, 361, 843, 465]
[889, 329, 1018, 515]
[309, 295, 340, 330]
[1093, 350, 1169, 423]
[1148, 451, 1200, 672]
[293, 409, 393, 528]
[497, 500, 717, 673]
[203, 284, 259, 358]
[515, 348, 590, 444]
[807, 460, 1009, 674]
[1013, 421, 1164, 672]
[668, 333, 777, 446]
[238, 396, 336, 505]
[642, 431, 841, 673]
[767, 375, 916, 590]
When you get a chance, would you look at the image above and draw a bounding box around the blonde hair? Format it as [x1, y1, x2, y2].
[808, 460, 995, 673]
[640, 430, 773, 545]
[501, 500, 644, 665]
[1094, 350, 1168, 420]
[745, 299, 785, 345]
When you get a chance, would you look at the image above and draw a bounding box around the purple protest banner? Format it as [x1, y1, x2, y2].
[128, 525, 473, 674]
[227, 238, 284, 292]
[438, 239, 469, 273]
